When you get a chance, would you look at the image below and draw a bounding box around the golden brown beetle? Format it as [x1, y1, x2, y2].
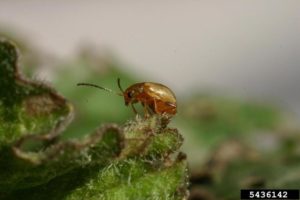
[77, 78, 177, 117]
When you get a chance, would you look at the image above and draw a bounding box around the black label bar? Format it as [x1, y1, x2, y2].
[241, 189, 299, 199]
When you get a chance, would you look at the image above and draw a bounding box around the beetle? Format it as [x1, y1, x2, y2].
[77, 78, 177, 117]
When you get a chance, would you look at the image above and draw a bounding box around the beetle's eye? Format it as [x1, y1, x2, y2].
[127, 91, 134, 98]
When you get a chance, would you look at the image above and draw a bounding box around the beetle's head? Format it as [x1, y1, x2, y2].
[123, 88, 138, 106]
[117, 78, 138, 106]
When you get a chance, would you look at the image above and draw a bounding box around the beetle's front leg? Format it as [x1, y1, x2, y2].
[130, 103, 138, 115]
[140, 102, 150, 118]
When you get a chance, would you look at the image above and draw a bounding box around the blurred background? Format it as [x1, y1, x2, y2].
[1, 0, 300, 115]
[1, 1, 300, 199]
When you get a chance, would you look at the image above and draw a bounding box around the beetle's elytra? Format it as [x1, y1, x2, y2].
[77, 79, 177, 117]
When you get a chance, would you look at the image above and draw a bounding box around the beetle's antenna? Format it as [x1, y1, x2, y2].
[77, 83, 112, 92]
[117, 78, 125, 93]
[77, 83, 123, 96]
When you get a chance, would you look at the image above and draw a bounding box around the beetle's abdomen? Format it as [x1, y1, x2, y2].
[149, 100, 176, 115]
[160, 101, 176, 115]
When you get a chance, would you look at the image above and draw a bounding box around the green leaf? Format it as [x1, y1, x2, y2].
[0, 39, 188, 199]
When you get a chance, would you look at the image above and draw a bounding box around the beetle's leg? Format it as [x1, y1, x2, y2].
[153, 99, 160, 114]
[130, 103, 138, 115]
[141, 102, 150, 118]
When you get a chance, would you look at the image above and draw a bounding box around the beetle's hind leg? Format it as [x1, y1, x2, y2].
[153, 99, 160, 114]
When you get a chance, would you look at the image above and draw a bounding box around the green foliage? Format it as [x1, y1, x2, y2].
[0, 40, 188, 200]
[0, 41, 72, 148]
[179, 96, 300, 199]
[178, 96, 279, 146]
[175, 96, 279, 164]
[2, 34, 299, 200]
